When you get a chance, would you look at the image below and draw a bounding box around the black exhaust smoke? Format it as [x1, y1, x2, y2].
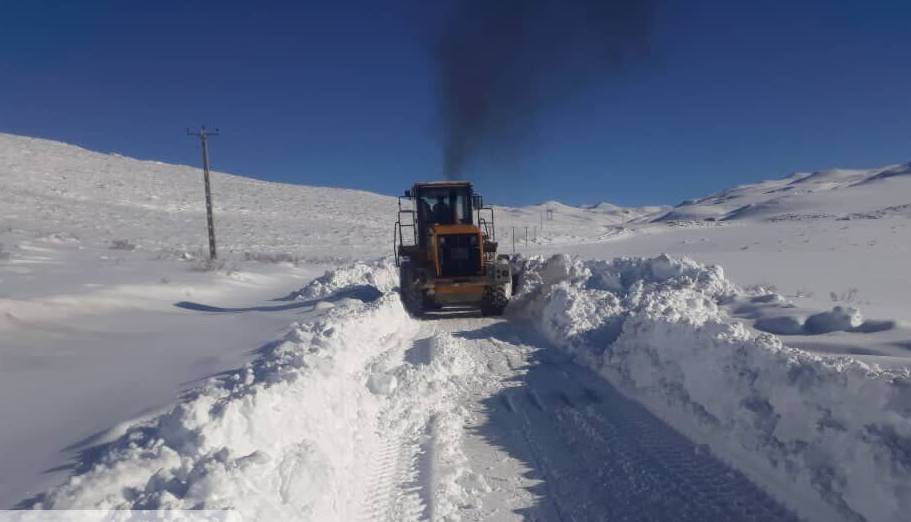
[436, 0, 659, 180]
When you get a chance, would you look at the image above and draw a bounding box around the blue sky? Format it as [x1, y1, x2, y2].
[1, 0, 909, 206]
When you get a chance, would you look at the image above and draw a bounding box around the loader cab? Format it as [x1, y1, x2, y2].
[395, 180, 497, 279]
[408, 182, 475, 247]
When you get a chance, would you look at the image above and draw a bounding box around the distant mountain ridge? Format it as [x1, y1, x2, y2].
[655, 163, 911, 223]
[3, 131, 908, 252]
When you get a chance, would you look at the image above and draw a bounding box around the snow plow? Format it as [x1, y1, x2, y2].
[394, 181, 512, 317]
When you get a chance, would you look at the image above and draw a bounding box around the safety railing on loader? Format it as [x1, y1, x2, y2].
[478, 206, 495, 241]
[394, 196, 417, 267]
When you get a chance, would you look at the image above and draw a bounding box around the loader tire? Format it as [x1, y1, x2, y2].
[399, 262, 424, 318]
[423, 294, 442, 310]
[481, 285, 509, 317]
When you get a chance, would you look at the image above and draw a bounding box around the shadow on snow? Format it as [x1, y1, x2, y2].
[173, 284, 383, 313]
[450, 321, 798, 522]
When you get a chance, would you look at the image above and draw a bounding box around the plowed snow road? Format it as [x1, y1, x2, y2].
[27, 286, 802, 521]
[362, 314, 797, 522]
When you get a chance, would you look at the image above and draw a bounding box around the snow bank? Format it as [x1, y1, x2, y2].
[512, 254, 911, 522]
[32, 264, 418, 520]
[28, 261, 483, 520]
[294, 258, 399, 300]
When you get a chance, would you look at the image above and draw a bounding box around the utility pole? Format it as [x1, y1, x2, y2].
[187, 126, 219, 260]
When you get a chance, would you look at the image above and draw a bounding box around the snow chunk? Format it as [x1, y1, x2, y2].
[754, 315, 806, 335]
[804, 305, 864, 334]
[295, 258, 399, 300]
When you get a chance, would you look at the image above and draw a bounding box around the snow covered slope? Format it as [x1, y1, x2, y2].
[556, 162, 911, 328]
[495, 200, 667, 247]
[657, 163, 911, 223]
[0, 133, 397, 262]
[0, 133, 659, 263]
[3, 132, 911, 521]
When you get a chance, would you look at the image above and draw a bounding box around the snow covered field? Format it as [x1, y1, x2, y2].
[1, 133, 910, 521]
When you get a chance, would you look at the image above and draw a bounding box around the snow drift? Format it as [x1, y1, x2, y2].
[22, 255, 910, 521]
[28, 262, 416, 519]
[512, 254, 911, 522]
[25, 261, 484, 520]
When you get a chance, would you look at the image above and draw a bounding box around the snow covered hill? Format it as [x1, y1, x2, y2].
[657, 163, 911, 223]
[0, 133, 659, 264]
[0, 133, 397, 262]
[583, 200, 668, 220]
[557, 163, 911, 326]
[2, 132, 910, 521]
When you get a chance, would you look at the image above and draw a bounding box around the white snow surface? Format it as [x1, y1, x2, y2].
[21, 263, 491, 520]
[0, 133, 660, 263]
[23, 253, 911, 521]
[25, 262, 799, 522]
[3, 132, 911, 521]
[0, 133, 394, 262]
[32, 265, 423, 520]
[659, 164, 911, 223]
[512, 254, 911, 522]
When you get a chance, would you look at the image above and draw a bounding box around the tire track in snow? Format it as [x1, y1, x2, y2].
[351, 309, 798, 521]
[359, 325, 480, 522]
[359, 431, 429, 522]
[446, 321, 799, 522]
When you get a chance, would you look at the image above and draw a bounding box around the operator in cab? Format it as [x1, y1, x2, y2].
[431, 196, 451, 224]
